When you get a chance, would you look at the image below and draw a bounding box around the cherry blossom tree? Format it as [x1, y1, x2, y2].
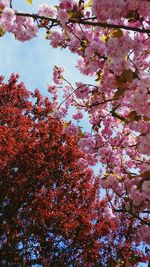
[0, 0, 150, 265]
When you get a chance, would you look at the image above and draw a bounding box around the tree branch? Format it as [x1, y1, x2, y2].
[14, 12, 150, 34]
[77, 19, 150, 34]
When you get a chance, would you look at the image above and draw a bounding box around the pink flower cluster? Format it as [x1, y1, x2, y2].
[0, 0, 9, 9]
[58, 0, 78, 25]
[72, 111, 83, 120]
[0, 7, 15, 32]
[92, 0, 150, 22]
[75, 83, 90, 99]
[53, 66, 64, 84]
[59, 0, 74, 11]
[0, 8, 38, 41]
[38, 4, 57, 18]
[103, 207, 116, 222]
[78, 136, 95, 153]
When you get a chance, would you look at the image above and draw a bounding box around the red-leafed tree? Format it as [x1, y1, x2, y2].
[0, 73, 106, 266]
[0, 74, 148, 267]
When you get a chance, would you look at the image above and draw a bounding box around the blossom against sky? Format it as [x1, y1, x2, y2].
[0, 0, 92, 94]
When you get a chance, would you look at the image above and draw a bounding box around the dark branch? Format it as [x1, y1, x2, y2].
[77, 19, 150, 34]
[14, 12, 150, 34]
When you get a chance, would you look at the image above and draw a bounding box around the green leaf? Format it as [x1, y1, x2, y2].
[26, 0, 32, 5]
[109, 29, 123, 38]
[0, 26, 5, 37]
[100, 35, 109, 43]
[84, 0, 92, 10]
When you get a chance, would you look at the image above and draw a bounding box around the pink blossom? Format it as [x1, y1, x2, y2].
[0, 0, 9, 9]
[53, 66, 64, 84]
[92, 0, 149, 22]
[130, 191, 144, 207]
[137, 225, 150, 244]
[49, 31, 65, 48]
[12, 16, 38, 41]
[101, 174, 118, 189]
[98, 147, 112, 163]
[0, 8, 16, 32]
[85, 154, 98, 166]
[47, 84, 58, 94]
[75, 83, 90, 99]
[38, 4, 57, 18]
[138, 133, 150, 156]
[57, 9, 68, 26]
[103, 207, 116, 221]
[59, 0, 74, 11]
[78, 137, 95, 153]
[72, 111, 83, 120]
[142, 180, 150, 192]
[64, 124, 78, 135]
